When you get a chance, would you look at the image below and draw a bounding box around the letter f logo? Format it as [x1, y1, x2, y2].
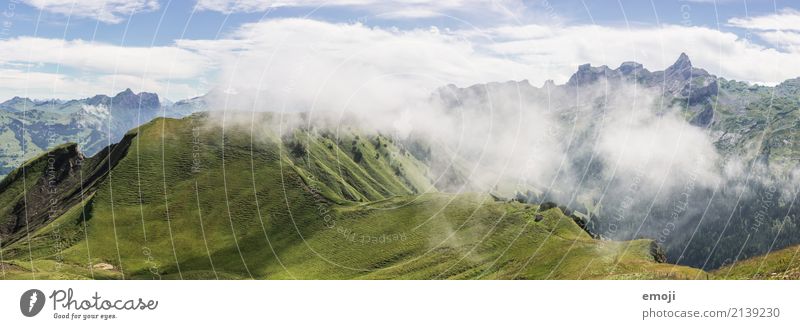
[20, 289, 45, 317]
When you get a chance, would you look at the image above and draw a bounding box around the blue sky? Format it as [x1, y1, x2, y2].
[2, 0, 800, 101]
[4, 1, 796, 46]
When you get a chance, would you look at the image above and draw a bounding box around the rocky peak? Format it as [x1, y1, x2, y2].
[566, 61, 651, 87]
[665, 53, 715, 81]
[117, 88, 135, 97]
[618, 61, 644, 75]
[660, 53, 718, 105]
[82, 89, 161, 109]
[110, 89, 160, 109]
[669, 52, 692, 71]
[567, 64, 616, 86]
[1, 96, 33, 107]
[85, 94, 111, 107]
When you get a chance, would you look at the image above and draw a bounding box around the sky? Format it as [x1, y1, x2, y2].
[1, 0, 800, 102]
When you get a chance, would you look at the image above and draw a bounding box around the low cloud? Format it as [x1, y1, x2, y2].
[596, 89, 720, 190]
[183, 18, 784, 198]
[183, 18, 800, 112]
[179, 18, 530, 114]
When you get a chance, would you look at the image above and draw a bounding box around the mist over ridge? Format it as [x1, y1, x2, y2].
[201, 52, 799, 269]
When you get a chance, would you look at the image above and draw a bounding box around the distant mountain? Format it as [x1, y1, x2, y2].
[435, 53, 799, 167]
[0, 89, 202, 176]
[433, 53, 800, 270]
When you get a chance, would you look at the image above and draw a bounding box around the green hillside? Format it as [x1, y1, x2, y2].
[714, 245, 800, 280]
[0, 113, 705, 279]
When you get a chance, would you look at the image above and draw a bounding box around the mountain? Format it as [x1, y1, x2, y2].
[0, 89, 201, 177]
[567, 53, 717, 101]
[432, 53, 800, 270]
[0, 53, 798, 279]
[0, 114, 705, 279]
[437, 53, 719, 127]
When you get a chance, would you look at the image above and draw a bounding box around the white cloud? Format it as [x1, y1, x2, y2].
[174, 18, 796, 200]
[0, 68, 201, 101]
[22, 0, 159, 24]
[474, 23, 800, 86]
[191, 19, 726, 196]
[8, 15, 800, 103]
[727, 8, 800, 52]
[596, 90, 720, 189]
[175, 18, 795, 195]
[178, 18, 800, 109]
[177, 18, 530, 113]
[195, 0, 331, 13]
[728, 8, 800, 31]
[0, 37, 210, 79]
[0, 35, 209, 100]
[193, 0, 527, 20]
[755, 30, 800, 52]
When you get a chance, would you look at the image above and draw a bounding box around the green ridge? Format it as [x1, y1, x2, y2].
[0, 114, 705, 279]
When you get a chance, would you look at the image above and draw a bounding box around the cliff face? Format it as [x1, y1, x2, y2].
[0, 143, 83, 243]
[0, 133, 134, 246]
[663, 53, 718, 107]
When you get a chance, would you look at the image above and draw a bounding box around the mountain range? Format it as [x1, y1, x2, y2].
[0, 53, 798, 279]
[435, 53, 799, 270]
[0, 89, 202, 177]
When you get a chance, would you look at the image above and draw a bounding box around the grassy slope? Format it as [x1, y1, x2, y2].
[0, 113, 704, 279]
[714, 245, 800, 279]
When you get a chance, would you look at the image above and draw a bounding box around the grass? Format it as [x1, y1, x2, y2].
[0, 113, 708, 279]
[713, 245, 800, 280]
